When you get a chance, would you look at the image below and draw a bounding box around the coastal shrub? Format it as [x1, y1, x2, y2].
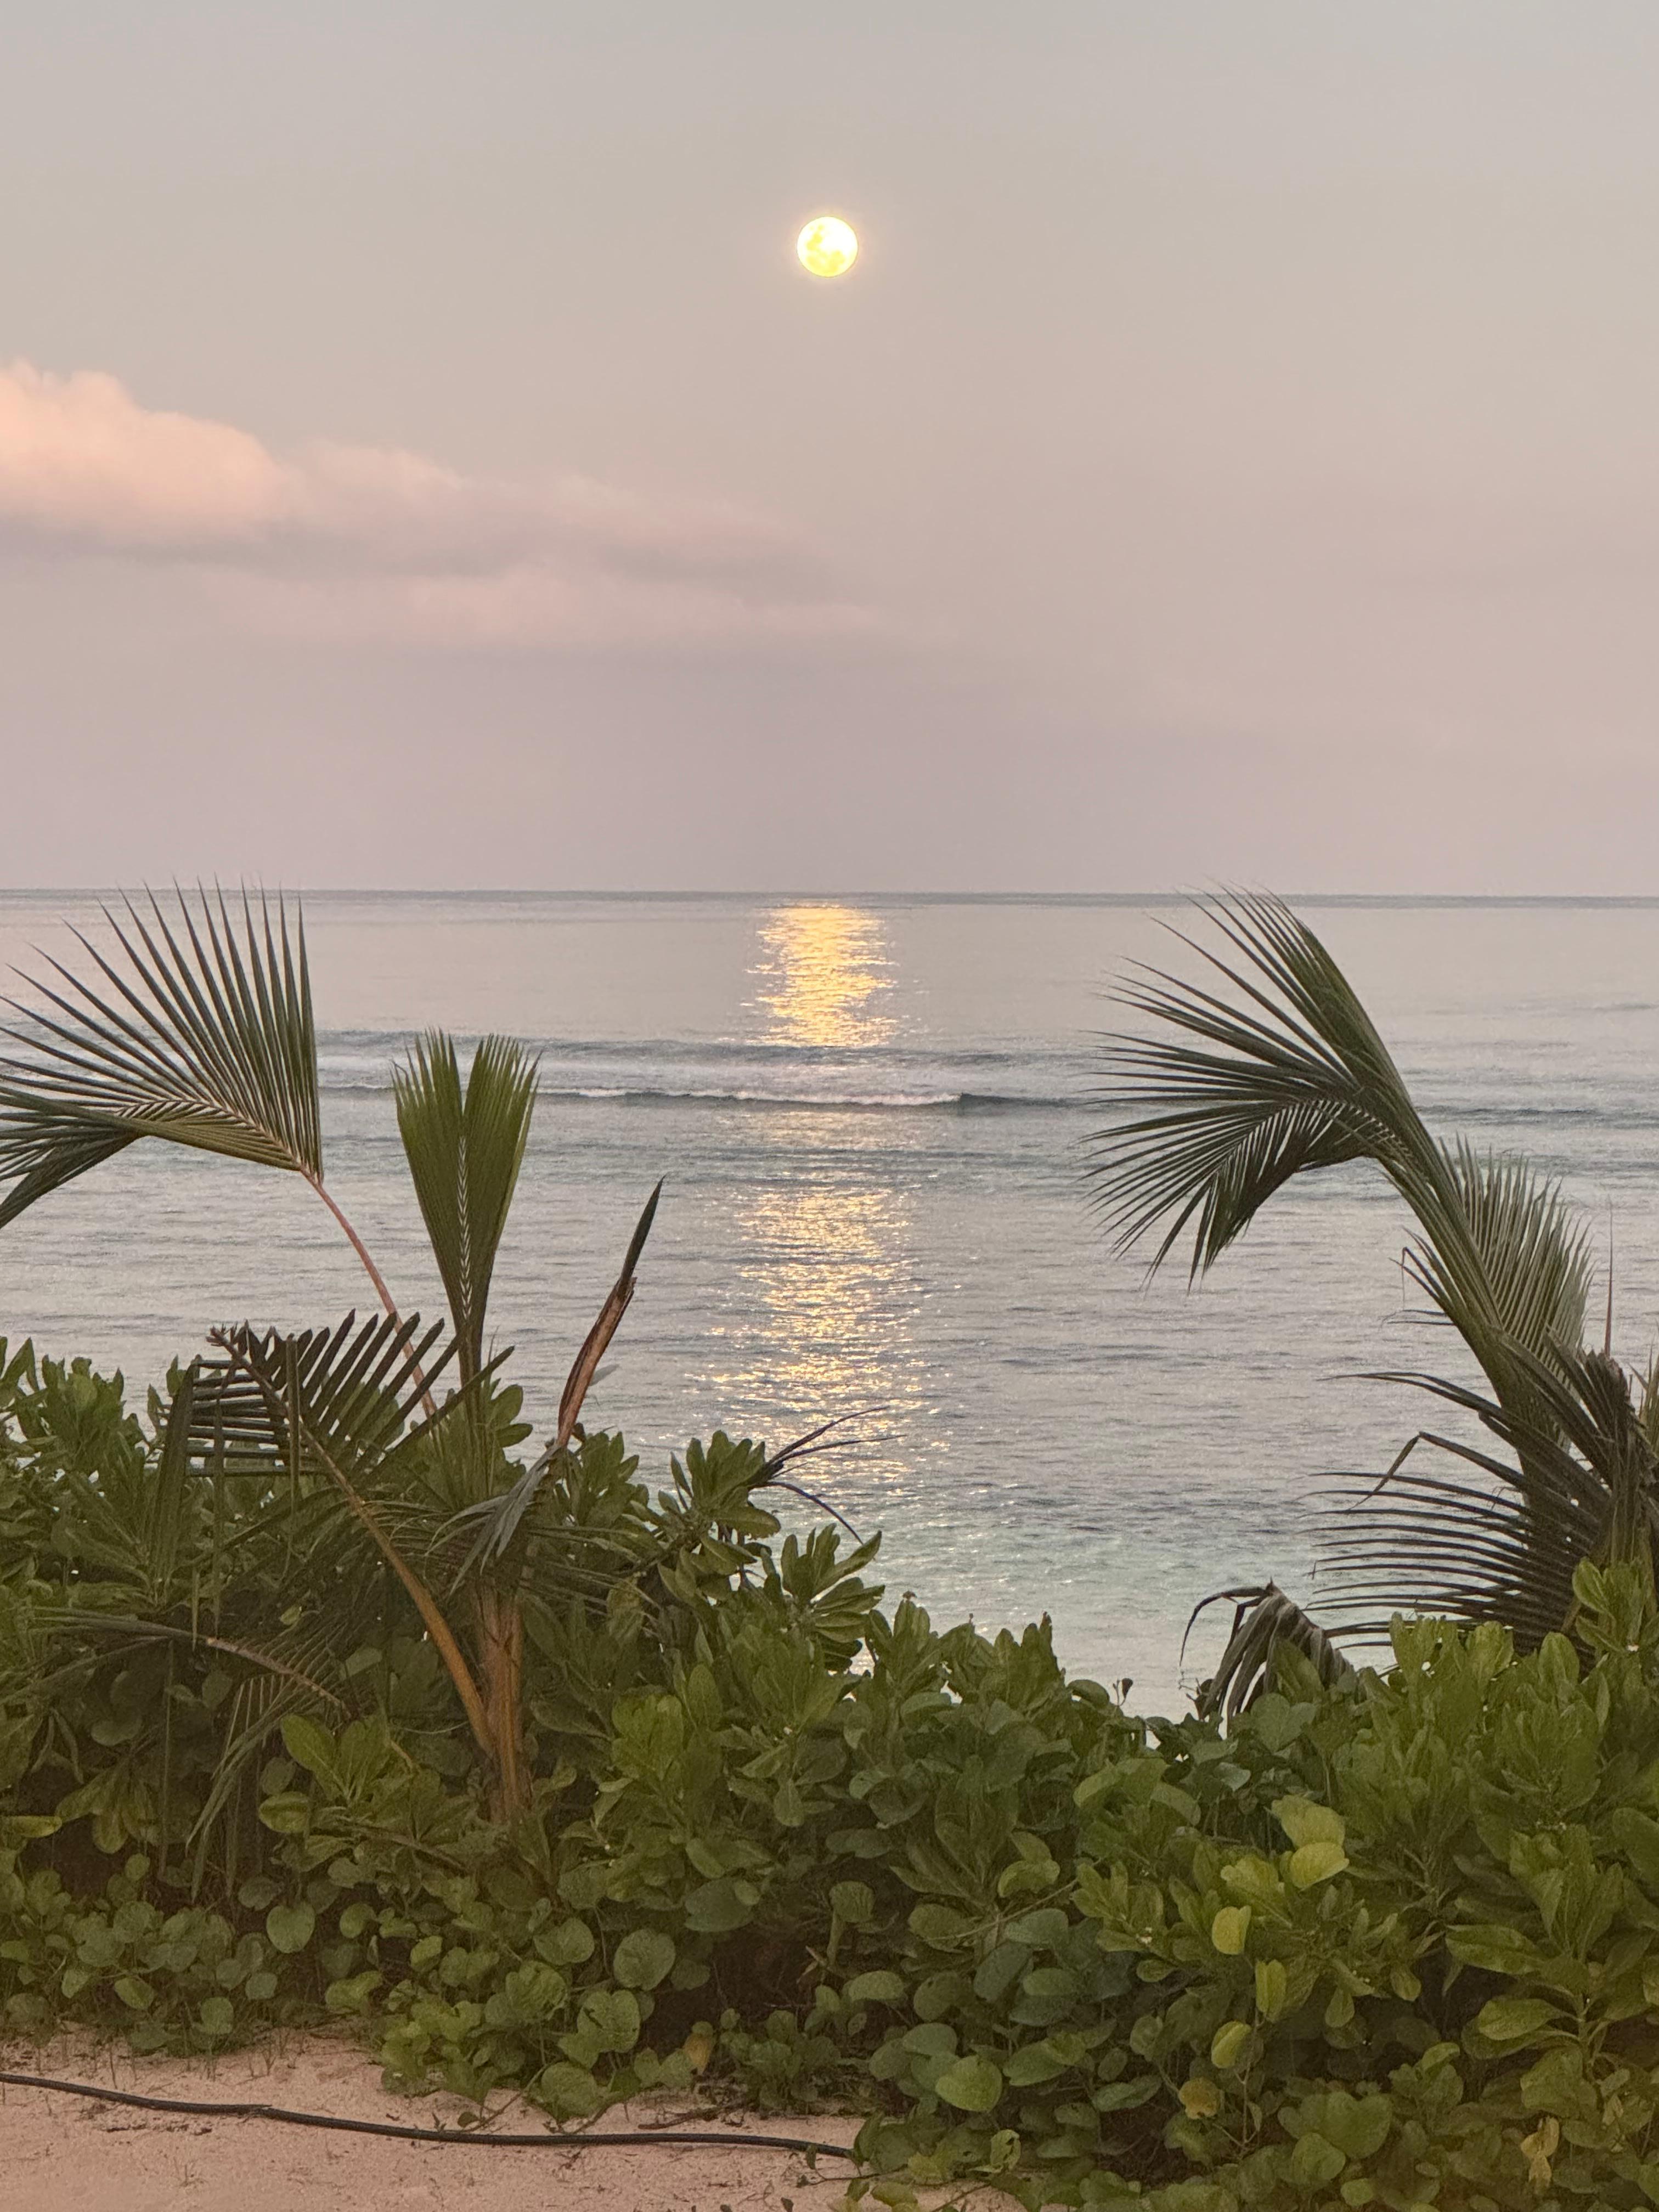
[14, 1349, 1659, 2206]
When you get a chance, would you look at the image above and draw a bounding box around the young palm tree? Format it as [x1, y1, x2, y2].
[1090, 891, 1659, 1694]
[0, 887, 660, 1819]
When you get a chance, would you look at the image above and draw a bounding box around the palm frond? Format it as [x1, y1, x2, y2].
[1187, 1583, 1353, 1725]
[1092, 894, 1594, 1459]
[1090, 891, 1429, 1277]
[197, 1313, 495, 1760]
[0, 886, 320, 1228]
[393, 1032, 538, 1385]
[453, 1182, 662, 1572]
[188, 1312, 458, 1480]
[555, 1179, 661, 1449]
[29, 1607, 349, 1713]
[1313, 1344, 1655, 1648]
[1412, 1142, 1593, 1360]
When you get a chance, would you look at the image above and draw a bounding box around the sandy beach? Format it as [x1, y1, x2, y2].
[0, 2036, 872, 2212]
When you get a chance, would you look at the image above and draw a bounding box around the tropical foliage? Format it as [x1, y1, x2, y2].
[14, 1348, 1659, 2207]
[1091, 891, 1656, 1699]
[0, 886, 661, 1819]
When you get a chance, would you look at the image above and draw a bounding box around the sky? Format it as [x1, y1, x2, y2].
[3, 2, 1659, 892]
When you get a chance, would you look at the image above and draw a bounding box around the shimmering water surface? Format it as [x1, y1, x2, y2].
[5, 891, 1659, 1709]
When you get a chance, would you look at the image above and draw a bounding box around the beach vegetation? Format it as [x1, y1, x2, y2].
[10, 1344, 1659, 2205]
[12, 887, 1659, 2206]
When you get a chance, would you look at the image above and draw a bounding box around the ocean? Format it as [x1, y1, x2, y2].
[5, 890, 1659, 1712]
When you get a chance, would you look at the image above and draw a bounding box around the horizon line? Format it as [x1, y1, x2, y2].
[6, 888, 1659, 910]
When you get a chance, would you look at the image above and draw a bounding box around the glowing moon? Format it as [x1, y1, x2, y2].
[797, 215, 859, 279]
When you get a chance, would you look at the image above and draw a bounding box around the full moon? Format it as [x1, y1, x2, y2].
[797, 216, 859, 279]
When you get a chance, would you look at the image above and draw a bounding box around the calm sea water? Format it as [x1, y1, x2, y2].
[5, 891, 1659, 1711]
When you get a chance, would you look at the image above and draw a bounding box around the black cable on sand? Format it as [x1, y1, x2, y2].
[0, 2068, 859, 2159]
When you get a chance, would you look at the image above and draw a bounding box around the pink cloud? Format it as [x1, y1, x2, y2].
[0, 364, 286, 549]
[0, 361, 876, 646]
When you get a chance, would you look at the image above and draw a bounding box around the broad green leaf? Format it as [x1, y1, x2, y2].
[1221, 1854, 1284, 1908]
[1287, 1839, 1348, 1888]
[1273, 1796, 1345, 1850]
[1447, 1922, 1543, 1975]
[280, 1713, 337, 1780]
[1289, 2132, 1347, 2190]
[974, 1943, 1030, 2004]
[1211, 1905, 1251, 1954]
[266, 1901, 316, 1954]
[538, 2062, 602, 2120]
[1476, 1996, 1562, 2044]
[0, 1815, 60, 1843]
[1520, 2045, 1588, 2118]
[934, 2054, 1004, 2113]
[1003, 2041, 1069, 2086]
[613, 1929, 676, 1990]
[256, 1792, 311, 1835]
[684, 1876, 757, 1934]
[584, 1987, 640, 2054]
[1609, 1805, 1659, 1888]
[1297, 2091, 1392, 2160]
[1093, 2076, 1161, 2113]
[535, 1917, 595, 1966]
[907, 1903, 973, 1948]
[1004, 1907, 1069, 1951]
[1255, 1958, 1288, 2019]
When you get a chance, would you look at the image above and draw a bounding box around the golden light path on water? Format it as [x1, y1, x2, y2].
[748, 902, 896, 1048]
[712, 905, 936, 1532]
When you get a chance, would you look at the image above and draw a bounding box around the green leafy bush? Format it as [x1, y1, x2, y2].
[15, 1348, 1659, 2207]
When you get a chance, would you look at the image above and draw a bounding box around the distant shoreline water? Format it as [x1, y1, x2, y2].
[6, 891, 1659, 1709]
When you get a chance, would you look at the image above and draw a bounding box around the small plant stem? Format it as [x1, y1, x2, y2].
[307, 1175, 437, 1416]
[308, 1176, 402, 1321]
[477, 1586, 528, 1822]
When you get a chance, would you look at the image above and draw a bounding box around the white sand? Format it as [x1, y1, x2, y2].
[0, 2034, 876, 2212]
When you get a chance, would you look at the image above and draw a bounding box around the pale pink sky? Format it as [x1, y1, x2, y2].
[3, 4, 1659, 890]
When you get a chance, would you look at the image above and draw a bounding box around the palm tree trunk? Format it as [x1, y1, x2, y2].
[477, 1587, 528, 1822]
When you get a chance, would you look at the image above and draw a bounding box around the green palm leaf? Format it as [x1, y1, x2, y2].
[187, 1311, 461, 1482]
[1187, 1583, 1353, 1723]
[1091, 891, 1423, 1277]
[0, 887, 320, 1227]
[1095, 894, 1612, 1685]
[1404, 1139, 1592, 1393]
[192, 1313, 496, 1762]
[453, 1181, 662, 1571]
[392, 1032, 538, 1385]
[1313, 1342, 1654, 1647]
[1091, 891, 1592, 1415]
[0, 885, 410, 1319]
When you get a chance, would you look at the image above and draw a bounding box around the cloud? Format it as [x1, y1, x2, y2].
[0, 361, 878, 646]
